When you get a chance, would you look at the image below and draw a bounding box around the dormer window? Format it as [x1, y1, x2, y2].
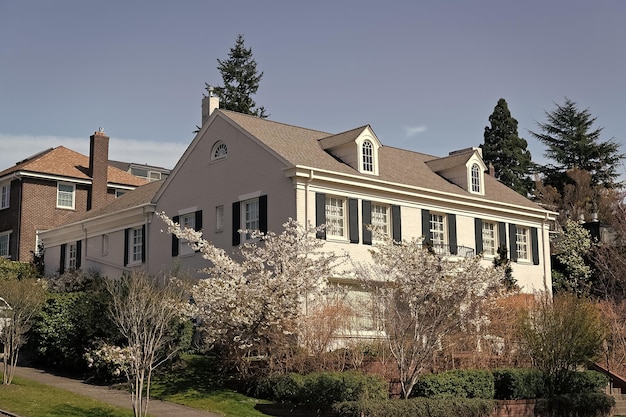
[211, 141, 228, 161]
[362, 140, 374, 172]
[471, 163, 481, 193]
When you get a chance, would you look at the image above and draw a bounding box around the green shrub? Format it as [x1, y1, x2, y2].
[493, 368, 545, 399]
[412, 369, 494, 399]
[333, 397, 494, 417]
[566, 370, 608, 394]
[255, 371, 387, 405]
[534, 392, 615, 417]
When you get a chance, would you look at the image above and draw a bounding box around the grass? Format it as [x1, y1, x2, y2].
[149, 354, 271, 417]
[0, 374, 135, 417]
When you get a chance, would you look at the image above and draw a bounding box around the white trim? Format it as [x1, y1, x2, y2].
[56, 182, 75, 210]
[0, 230, 11, 258]
[238, 190, 262, 201]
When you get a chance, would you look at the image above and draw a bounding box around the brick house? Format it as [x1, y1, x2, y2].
[0, 130, 147, 262]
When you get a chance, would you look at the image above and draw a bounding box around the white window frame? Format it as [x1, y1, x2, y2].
[130, 226, 143, 264]
[471, 163, 481, 193]
[430, 213, 447, 254]
[68, 242, 77, 271]
[325, 196, 347, 239]
[482, 221, 497, 257]
[1, 183, 10, 209]
[242, 198, 259, 240]
[371, 203, 390, 237]
[516, 226, 530, 261]
[211, 141, 228, 161]
[179, 212, 196, 256]
[0, 231, 10, 258]
[216, 205, 224, 232]
[362, 140, 374, 173]
[57, 182, 75, 209]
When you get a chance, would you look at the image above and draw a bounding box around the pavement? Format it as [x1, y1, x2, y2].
[12, 366, 224, 417]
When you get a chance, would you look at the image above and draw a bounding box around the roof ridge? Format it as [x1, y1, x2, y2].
[220, 109, 332, 136]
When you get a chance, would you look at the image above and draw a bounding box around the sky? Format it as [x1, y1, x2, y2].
[1, 1, 625, 171]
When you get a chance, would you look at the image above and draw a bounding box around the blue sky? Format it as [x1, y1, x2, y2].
[1, 1, 625, 171]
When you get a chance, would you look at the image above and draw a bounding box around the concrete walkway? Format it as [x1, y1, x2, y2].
[13, 366, 224, 417]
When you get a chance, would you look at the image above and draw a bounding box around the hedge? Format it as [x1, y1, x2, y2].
[534, 392, 615, 417]
[333, 397, 494, 417]
[493, 368, 545, 399]
[411, 369, 494, 399]
[255, 371, 388, 405]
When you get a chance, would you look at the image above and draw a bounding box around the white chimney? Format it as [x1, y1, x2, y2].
[201, 86, 220, 125]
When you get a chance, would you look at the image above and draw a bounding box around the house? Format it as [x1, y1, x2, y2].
[40, 101, 557, 296]
[0, 130, 147, 262]
[108, 161, 171, 183]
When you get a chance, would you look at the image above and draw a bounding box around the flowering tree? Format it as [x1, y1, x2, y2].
[552, 219, 592, 295]
[159, 215, 343, 374]
[359, 236, 504, 399]
[106, 272, 188, 417]
[0, 277, 46, 385]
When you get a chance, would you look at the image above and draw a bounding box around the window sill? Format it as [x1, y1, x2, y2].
[326, 236, 350, 243]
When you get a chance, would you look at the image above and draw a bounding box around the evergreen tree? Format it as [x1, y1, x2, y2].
[212, 34, 268, 117]
[529, 98, 623, 192]
[482, 98, 533, 196]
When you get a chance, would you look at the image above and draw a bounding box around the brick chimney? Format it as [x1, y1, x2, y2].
[88, 128, 109, 211]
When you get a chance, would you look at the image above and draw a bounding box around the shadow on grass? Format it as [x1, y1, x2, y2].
[151, 355, 225, 397]
[48, 404, 122, 417]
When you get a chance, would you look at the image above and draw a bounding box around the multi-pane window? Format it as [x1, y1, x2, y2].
[57, 183, 75, 209]
[1, 183, 10, 209]
[516, 226, 529, 261]
[179, 212, 196, 255]
[471, 163, 481, 193]
[132, 227, 143, 263]
[216, 205, 224, 231]
[482, 222, 497, 257]
[68, 243, 77, 270]
[212, 142, 228, 160]
[362, 140, 374, 172]
[430, 213, 446, 253]
[325, 197, 346, 237]
[371, 204, 389, 236]
[243, 199, 259, 239]
[0, 232, 9, 258]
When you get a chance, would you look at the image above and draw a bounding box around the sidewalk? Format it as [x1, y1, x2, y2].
[14, 366, 224, 417]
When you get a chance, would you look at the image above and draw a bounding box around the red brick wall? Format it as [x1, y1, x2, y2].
[0, 179, 21, 260]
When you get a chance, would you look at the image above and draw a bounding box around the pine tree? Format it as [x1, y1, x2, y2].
[529, 98, 623, 191]
[482, 98, 533, 196]
[212, 34, 268, 117]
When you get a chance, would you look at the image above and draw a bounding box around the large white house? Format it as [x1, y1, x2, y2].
[40, 101, 556, 293]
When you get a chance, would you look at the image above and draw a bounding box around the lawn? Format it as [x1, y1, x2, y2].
[149, 354, 271, 417]
[0, 375, 135, 417]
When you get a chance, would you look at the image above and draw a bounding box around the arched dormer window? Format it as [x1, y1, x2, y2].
[211, 141, 228, 161]
[362, 140, 374, 173]
[471, 163, 481, 193]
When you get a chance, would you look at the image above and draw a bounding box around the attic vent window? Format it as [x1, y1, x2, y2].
[471, 163, 481, 193]
[362, 140, 374, 172]
[212, 141, 228, 161]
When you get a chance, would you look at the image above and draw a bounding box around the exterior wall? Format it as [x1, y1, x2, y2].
[296, 176, 552, 293]
[149, 117, 297, 276]
[18, 179, 89, 262]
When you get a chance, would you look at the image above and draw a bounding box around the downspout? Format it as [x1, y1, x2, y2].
[15, 174, 22, 261]
[82, 223, 88, 269]
[542, 213, 550, 293]
[304, 169, 314, 227]
[144, 209, 152, 273]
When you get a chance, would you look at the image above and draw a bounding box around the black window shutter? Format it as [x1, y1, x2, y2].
[195, 211, 203, 231]
[171, 215, 180, 257]
[349, 198, 359, 243]
[141, 225, 146, 264]
[259, 195, 268, 234]
[315, 193, 326, 240]
[124, 228, 130, 266]
[392, 205, 402, 243]
[362, 200, 372, 245]
[76, 240, 82, 269]
[531, 227, 540, 265]
[232, 202, 241, 246]
[509, 223, 518, 262]
[59, 244, 66, 275]
[474, 218, 483, 255]
[421, 209, 431, 244]
[448, 213, 457, 255]
[498, 222, 507, 251]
